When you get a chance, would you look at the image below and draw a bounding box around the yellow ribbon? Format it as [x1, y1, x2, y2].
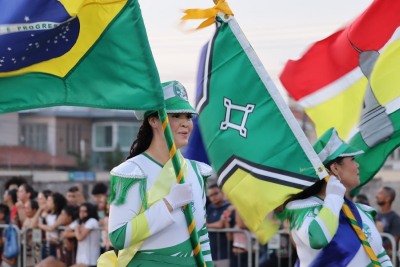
[181, 0, 234, 30]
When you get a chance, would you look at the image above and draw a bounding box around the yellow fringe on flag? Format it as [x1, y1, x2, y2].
[181, 0, 234, 30]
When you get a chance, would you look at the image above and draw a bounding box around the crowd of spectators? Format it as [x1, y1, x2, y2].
[0, 176, 112, 267]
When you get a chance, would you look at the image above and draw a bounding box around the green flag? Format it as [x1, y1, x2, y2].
[196, 15, 328, 242]
[0, 0, 164, 113]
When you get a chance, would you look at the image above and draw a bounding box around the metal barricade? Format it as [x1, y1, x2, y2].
[0, 224, 22, 267]
[267, 230, 295, 267]
[21, 227, 42, 267]
[381, 232, 397, 266]
[21, 226, 104, 266]
[208, 228, 259, 267]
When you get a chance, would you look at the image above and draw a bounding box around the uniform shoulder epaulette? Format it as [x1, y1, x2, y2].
[192, 160, 214, 178]
[110, 158, 146, 179]
[356, 203, 377, 217]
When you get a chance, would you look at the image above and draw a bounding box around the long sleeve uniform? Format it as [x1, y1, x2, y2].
[283, 196, 392, 267]
[108, 154, 213, 266]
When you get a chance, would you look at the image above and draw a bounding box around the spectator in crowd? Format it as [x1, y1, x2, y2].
[206, 184, 233, 267]
[22, 200, 40, 267]
[39, 192, 67, 259]
[66, 186, 80, 208]
[90, 182, 111, 254]
[91, 183, 107, 201]
[3, 189, 19, 227]
[36, 205, 79, 267]
[71, 202, 100, 267]
[0, 204, 9, 266]
[230, 210, 256, 267]
[17, 183, 37, 226]
[375, 186, 400, 262]
[353, 193, 370, 205]
[4, 176, 26, 191]
[74, 186, 86, 206]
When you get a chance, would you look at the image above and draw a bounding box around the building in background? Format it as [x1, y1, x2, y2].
[0, 107, 140, 171]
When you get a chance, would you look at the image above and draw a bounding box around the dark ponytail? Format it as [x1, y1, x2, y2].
[279, 157, 346, 209]
[127, 113, 157, 159]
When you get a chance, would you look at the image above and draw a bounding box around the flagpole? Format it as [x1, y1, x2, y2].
[158, 108, 206, 267]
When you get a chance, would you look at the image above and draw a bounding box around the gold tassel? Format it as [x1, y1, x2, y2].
[181, 0, 234, 30]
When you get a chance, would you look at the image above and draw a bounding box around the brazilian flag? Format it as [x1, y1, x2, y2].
[196, 15, 328, 243]
[0, 0, 164, 113]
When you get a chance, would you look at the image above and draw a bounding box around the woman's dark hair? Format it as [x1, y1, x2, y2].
[91, 182, 108, 195]
[50, 192, 67, 216]
[63, 205, 79, 221]
[127, 113, 158, 159]
[41, 189, 52, 199]
[29, 199, 39, 211]
[0, 203, 10, 224]
[79, 202, 99, 224]
[5, 176, 26, 190]
[20, 183, 38, 200]
[7, 189, 17, 204]
[281, 157, 346, 208]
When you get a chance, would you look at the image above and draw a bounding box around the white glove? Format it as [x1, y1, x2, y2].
[164, 183, 193, 210]
[326, 175, 346, 197]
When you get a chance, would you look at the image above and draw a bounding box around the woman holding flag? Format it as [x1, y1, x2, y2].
[277, 128, 392, 267]
[99, 81, 213, 267]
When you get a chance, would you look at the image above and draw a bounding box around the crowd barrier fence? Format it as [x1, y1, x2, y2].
[0, 224, 397, 267]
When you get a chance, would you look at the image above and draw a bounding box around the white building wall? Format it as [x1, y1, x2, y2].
[0, 113, 19, 146]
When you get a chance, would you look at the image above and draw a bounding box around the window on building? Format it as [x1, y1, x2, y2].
[20, 123, 48, 152]
[118, 124, 140, 151]
[94, 124, 113, 150]
[92, 122, 140, 152]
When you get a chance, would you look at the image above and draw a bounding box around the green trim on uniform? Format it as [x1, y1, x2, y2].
[109, 175, 147, 209]
[109, 224, 127, 250]
[278, 206, 321, 231]
[190, 160, 204, 191]
[130, 252, 197, 267]
[140, 238, 193, 257]
[308, 220, 329, 249]
[143, 152, 163, 167]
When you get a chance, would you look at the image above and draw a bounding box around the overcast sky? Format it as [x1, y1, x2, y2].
[139, 0, 372, 103]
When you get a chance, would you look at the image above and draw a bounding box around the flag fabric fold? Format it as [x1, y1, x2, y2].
[196, 14, 327, 242]
[280, 0, 400, 190]
[0, 0, 164, 113]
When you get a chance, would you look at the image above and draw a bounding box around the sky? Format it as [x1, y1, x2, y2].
[139, 0, 373, 103]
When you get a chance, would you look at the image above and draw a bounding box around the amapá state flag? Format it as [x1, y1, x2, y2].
[0, 0, 164, 113]
[280, 0, 400, 190]
[196, 14, 328, 242]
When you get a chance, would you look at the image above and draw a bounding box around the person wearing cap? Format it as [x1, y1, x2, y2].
[276, 128, 391, 267]
[103, 81, 213, 267]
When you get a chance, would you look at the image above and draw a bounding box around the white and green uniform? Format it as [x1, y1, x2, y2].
[279, 196, 392, 267]
[108, 153, 213, 266]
